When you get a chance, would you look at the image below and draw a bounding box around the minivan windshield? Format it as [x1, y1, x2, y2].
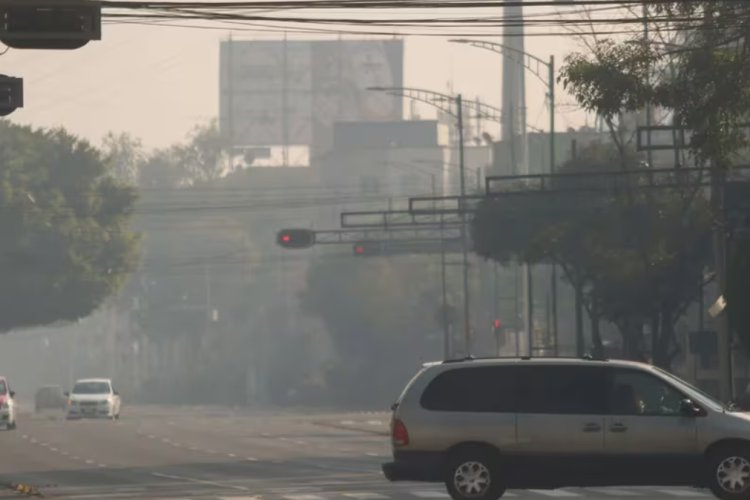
[0, 381, 6, 395]
[72, 382, 110, 395]
[653, 367, 725, 411]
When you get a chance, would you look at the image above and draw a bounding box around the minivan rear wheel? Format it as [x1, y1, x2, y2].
[445, 449, 506, 500]
[708, 444, 750, 500]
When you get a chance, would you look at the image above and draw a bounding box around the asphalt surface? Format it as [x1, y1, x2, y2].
[0, 406, 718, 499]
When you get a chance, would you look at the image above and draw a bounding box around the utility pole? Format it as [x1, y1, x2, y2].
[457, 94, 472, 356]
[548, 54, 559, 356]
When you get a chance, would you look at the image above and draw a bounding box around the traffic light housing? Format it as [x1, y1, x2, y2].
[492, 319, 502, 331]
[0, 1, 101, 50]
[0, 75, 23, 117]
[276, 229, 315, 249]
[352, 241, 385, 256]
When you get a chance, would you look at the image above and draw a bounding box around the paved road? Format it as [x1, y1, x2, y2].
[0, 407, 716, 499]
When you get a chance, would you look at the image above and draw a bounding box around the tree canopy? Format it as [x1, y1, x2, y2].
[0, 121, 140, 332]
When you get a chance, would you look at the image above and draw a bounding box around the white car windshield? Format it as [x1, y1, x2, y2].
[0, 381, 6, 395]
[72, 382, 110, 395]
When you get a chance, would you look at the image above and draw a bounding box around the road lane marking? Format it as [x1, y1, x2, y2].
[586, 488, 641, 496]
[283, 495, 325, 500]
[61, 451, 69, 456]
[227, 453, 237, 458]
[295, 441, 307, 445]
[151, 472, 251, 491]
[245, 457, 258, 461]
[411, 491, 449, 498]
[147, 434, 156, 439]
[21, 434, 28, 439]
[85, 459, 95, 465]
[98, 463, 107, 468]
[218, 497, 263, 500]
[655, 489, 710, 497]
[527, 490, 581, 497]
[342, 493, 389, 499]
[50, 447, 58, 452]
[365, 452, 380, 457]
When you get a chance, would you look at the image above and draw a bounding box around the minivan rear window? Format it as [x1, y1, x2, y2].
[420, 366, 517, 413]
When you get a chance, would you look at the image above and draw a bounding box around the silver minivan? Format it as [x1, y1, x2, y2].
[382, 357, 750, 500]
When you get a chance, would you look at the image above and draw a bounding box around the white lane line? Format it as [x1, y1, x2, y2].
[295, 441, 307, 445]
[30, 438, 37, 444]
[365, 452, 380, 457]
[50, 447, 58, 452]
[218, 497, 262, 500]
[61, 451, 69, 456]
[189, 446, 200, 451]
[98, 463, 107, 468]
[586, 488, 641, 496]
[85, 459, 95, 465]
[161, 438, 171, 443]
[71, 456, 81, 460]
[39, 442, 49, 447]
[245, 457, 258, 462]
[411, 491, 450, 498]
[147, 434, 156, 439]
[151, 472, 251, 491]
[342, 493, 389, 499]
[655, 489, 710, 497]
[283, 495, 326, 500]
[527, 490, 581, 497]
[21, 434, 28, 439]
[227, 453, 237, 458]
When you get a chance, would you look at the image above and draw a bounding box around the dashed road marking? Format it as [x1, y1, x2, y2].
[411, 491, 449, 498]
[85, 459, 95, 465]
[282, 495, 326, 500]
[50, 447, 58, 452]
[342, 493, 389, 499]
[246, 457, 258, 462]
[228, 453, 237, 458]
[151, 471, 251, 491]
[655, 489, 710, 497]
[527, 490, 581, 497]
[586, 488, 641, 496]
[147, 434, 156, 439]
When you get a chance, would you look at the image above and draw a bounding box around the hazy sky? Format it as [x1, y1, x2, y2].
[3, 8, 592, 150]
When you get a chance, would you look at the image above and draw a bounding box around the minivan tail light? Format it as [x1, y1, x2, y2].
[392, 418, 409, 447]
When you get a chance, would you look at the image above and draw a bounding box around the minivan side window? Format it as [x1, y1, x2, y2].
[608, 369, 685, 416]
[516, 365, 608, 415]
[420, 366, 517, 413]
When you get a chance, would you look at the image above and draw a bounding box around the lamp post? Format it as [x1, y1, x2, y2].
[451, 39, 558, 356]
[369, 86, 476, 356]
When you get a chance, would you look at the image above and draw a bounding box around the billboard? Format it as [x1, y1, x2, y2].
[219, 39, 404, 152]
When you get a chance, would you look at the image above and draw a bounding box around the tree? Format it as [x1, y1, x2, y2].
[0, 121, 140, 332]
[301, 256, 441, 407]
[472, 142, 713, 368]
[101, 132, 144, 185]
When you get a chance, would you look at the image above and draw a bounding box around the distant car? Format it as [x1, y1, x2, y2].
[0, 376, 17, 430]
[66, 378, 121, 420]
[35, 385, 67, 413]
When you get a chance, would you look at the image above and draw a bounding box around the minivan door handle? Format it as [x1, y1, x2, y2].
[609, 423, 628, 433]
[582, 422, 601, 433]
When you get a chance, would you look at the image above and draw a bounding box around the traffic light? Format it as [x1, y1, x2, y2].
[276, 229, 315, 249]
[352, 241, 385, 256]
[0, 75, 23, 117]
[0, 1, 101, 50]
[492, 319, 502, 331]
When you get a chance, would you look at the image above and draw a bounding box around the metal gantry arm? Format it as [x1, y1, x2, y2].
[313, 226, 462, 245]
[451, 39, 551, 87]
[340, 209, 464, 229]
[368, 86, 458, 116]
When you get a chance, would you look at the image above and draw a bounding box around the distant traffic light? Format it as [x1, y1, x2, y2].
[0, 75, 23, 117]
[0, 1, 101, 50]
[352, 241, 385, 256]
[492, 319, 502, 331]
[277, 229, 315, 249]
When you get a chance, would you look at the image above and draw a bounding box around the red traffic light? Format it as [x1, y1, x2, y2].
[492, 319, 501, 330]
[352, 241, 383, 256]
[277, 229, 315, 249]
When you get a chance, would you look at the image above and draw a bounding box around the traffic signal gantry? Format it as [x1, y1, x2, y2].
[1, 0, 103, 116]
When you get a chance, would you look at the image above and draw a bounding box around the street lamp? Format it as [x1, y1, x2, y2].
[450, 39, 556, 175]
[451, 40, 559, 357]
[369, 86, 473, 357]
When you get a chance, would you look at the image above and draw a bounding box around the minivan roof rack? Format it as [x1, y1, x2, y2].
[441, 354, 609, 364]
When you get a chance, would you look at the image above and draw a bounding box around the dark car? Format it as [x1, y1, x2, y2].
[34, 385, 67, 412]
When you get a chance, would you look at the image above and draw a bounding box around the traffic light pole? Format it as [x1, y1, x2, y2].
[457, 95, 472, 357]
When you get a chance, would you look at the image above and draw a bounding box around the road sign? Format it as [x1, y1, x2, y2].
[636, 125, 693, 151]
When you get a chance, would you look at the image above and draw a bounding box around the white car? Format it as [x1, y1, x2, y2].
[0, 376, 17, 430]
[66, 378, 121, 420]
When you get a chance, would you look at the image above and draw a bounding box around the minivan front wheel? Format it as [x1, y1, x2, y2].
[708, 445, 750, 499]
[445, 450, 506, 500]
